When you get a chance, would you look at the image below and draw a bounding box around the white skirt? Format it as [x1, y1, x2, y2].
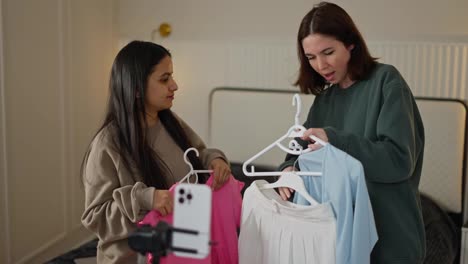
[239, 180, 336, 264]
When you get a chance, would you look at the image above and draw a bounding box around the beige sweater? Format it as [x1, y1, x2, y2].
[81, 116, 226, 263]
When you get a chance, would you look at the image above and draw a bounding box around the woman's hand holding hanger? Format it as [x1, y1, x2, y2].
[278, 166, 295, 200]
[210, 158, 231, 190]
[302, 128, 328, 150]
[278, 128, 328, 201]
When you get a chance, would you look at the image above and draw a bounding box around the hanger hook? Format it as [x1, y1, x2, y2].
[183, 147, 200, 172]
[292, 94, 301, 126]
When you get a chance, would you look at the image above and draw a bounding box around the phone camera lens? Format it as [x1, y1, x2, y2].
[178, 197, 184, 204]
[187, 193, 193, 200]
[179, 188, 185, 195]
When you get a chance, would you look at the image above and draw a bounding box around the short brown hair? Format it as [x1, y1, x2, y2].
[295, 2, 377, 95]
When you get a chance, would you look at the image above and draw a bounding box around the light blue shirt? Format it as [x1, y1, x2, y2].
[294, 143, 378, 264]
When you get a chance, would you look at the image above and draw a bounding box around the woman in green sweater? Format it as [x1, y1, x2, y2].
[81, 41, 231, 263]
[279, 2, 425, 263]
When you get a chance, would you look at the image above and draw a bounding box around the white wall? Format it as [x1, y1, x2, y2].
[117, 0, 468, 143]
[0, 0, 117, 263]
[118, 0, 468, 42]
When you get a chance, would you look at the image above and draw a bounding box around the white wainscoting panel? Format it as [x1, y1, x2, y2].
[0, 0, 10, 262]
[223, 40, 468, 99]
[369, 42, 468, 99]
[159, 39, 468, 143]
[1, 0, 112, 263]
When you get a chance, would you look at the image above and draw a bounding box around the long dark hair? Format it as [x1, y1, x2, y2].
[82, 40, 204, 189]
[295, 2, 377, 95]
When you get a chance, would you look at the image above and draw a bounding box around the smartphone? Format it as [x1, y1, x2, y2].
[172, 183, 212, 259]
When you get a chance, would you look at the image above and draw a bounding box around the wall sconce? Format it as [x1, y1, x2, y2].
[151, 23, 172, 40]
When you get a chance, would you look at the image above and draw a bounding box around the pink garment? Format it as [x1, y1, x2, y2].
[206, 175, 244, 264]
[138, 174, 244, 264]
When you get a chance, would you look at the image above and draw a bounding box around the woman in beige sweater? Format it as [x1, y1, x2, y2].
[81, 40, 231, 263]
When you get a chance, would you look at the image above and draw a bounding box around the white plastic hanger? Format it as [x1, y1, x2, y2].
[179, 147, 213, 184]
[242, 94, 324, 206]
[242, 93, 327, 177]
[289, 94, 327, 146]
[258, 171, 319, 206]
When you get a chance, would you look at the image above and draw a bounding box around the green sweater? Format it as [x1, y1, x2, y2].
[282, 63, 425, 263]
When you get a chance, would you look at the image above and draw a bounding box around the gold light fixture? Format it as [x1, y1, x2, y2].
[158, 23, 172, 37]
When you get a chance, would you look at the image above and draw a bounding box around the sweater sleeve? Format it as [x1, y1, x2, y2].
[325, 81, 424, 184]
[81, 135, 155, 243]
[176, 113, 229, 169]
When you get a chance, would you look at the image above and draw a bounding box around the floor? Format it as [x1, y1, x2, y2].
[75, 258, 97, 264]
[45, 239, 97, 264]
